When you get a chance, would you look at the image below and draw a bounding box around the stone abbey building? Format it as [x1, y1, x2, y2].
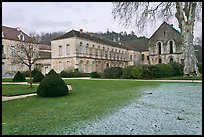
[2, 21, 184, 76]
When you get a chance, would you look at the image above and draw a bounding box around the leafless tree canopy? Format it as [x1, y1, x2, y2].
[12, 41, 40, 68]
[112, 2, 201, 32]
[112, 2, 202, 76]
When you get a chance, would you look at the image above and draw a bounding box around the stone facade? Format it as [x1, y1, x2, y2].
[2, 21, 184, 76]
[2, 26, 51, 77]
[51, 33, 130, 73]
[148, 22, 184, 65]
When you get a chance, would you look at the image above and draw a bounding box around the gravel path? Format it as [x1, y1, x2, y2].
[66, 82, 202, 135]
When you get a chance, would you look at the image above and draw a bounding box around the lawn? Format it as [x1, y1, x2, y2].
[2, 79, 160, 135]
[2, 84, 38, 96]
[157, 75, 202, 80]
[2, 77, 30, 82]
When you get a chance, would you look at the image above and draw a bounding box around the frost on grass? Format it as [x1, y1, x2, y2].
[66, 83, 202, 135]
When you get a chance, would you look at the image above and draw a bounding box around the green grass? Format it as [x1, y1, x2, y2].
[2, 79, 160, 135]
[2, 77, 30, 82]
[2, 84, 38, 96]
[157, 76, 202, 80]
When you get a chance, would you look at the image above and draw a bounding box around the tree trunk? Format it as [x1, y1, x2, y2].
[182, 28, 201, 77]
[29, 66, 33, 88]
[175, 2, 201, 77]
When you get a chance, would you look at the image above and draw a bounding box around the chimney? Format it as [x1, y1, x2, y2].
[79, 29, 83, 34]
[16, 27, 21, 31]
[89, 32, 93, 37]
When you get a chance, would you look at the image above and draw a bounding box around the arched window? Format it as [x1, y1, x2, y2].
[159, 58, 162, 63]
[92, 61, 95, 72]
[170, 41, 173, 54]
[130, 55, 133, 60]
[79, 42, 82, 54]
[85, 61, 90, 73]
[86, 44, 89, 55]
[59, 45, 62, 56]
[170, 58, 174, 63]
[79, 60, 84, 73]
[158, 42, 161, 54]
[66, 44, 70, 55]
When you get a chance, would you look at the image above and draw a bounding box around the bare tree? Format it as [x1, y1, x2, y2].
[112, 2, 202, 76]
[12, 39, 40, 88]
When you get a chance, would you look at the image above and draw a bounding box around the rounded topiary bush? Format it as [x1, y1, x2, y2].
[12, 71, 25, 82]
[37, 69, 68, 97]
[90, 71, 100, 78]
[33, 71, 44, 83]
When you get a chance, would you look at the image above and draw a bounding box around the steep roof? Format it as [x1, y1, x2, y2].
[39, 44, 51, 50]
[122, 37, 149, 52]
[52, 30, 125, 49]
[149, 21, 181, 40]
[2, 26, 37, 43]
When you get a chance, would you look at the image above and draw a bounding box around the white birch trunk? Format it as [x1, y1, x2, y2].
[176, 2, 201, 76]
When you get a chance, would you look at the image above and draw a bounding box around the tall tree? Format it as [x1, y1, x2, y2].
[12, 39, 40, 88]
[112, 2, 202, 76]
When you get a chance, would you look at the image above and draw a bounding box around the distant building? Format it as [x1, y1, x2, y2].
[2, 26, 51, 77]
[2, 21, 184, 76]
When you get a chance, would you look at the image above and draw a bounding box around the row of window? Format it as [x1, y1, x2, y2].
[157, 41, 174, 54]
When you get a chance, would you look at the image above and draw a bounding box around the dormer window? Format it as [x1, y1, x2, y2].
[18, 32, 25, 41]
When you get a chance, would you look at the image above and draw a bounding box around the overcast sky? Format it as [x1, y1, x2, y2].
[2, 2, 202, 38]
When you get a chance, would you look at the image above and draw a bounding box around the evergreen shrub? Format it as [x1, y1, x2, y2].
[37, 69, 68, 97]
[33, 71, 44, 82]
[12, 71, 26, 82]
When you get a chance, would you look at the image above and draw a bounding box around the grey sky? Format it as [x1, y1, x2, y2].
[2, 2, 202, 39]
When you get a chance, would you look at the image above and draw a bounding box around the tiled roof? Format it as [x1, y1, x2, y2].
[52, 30, 126, 49]
[149, 21, 181, 40]
[122, 37, 149, 52]
[2, 26, 37, 43]
[39, 44, 51, 50]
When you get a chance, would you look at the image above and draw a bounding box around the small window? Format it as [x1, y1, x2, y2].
[170, 41, 173, 54]
[66, 44, 70, 55]
[59, 45, 62, 56]
[159, 58, 162, 63]
[164, 31, 166, 35]
[170, 58, 174, 63]
[147, 56, 149, 60]
[141, 54, 144, 61]
[130, 55, 133, 60]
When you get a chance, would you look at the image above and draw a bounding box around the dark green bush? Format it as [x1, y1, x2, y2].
[198, 63, 202, 74]
[22, 68, 40, 77]
[32, 68, 40, 77]
[22, 70, 30, 77]
[132, 65, 143, 79]
[60, 70, 69, 78]
[103, 67, 123, 79]
[170, 62, 184, 76]
[142, 65, 160, 79]
[122, 66, 134, 79]
[33, 71, 44, 82]
[90, 72, 100, 78]
[12, 71, 25, 82]
[69, 70, 82, 78]
[37, 69, 68, 97]
[155, 64, 173, 78]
